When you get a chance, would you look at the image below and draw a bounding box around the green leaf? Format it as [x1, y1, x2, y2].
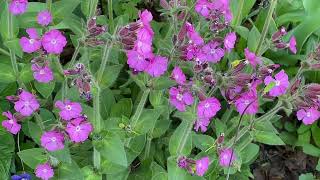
[254, 130, 285, 145]
[241, 143, 259, 164]
[34, 81, 55, 98]
[149, 90, 164, 107]
[0, 2, 19, 40]
[133, 108, 163, 135]
[192, 133, 215, 151]
[27, 121, 43, 145]
[97, 64, 123, 89]
[4, 38, 23, 58]
[53, 160, 84, 180]
[82, 166, 101, 180]
[151, 162, 167, 180]
[20, 64, 34, 83]
[125, 135, 146, 164]
[94, 133, 128, 168]
[49, 146, 72, 164]
[52, 0, 81, 21]
[18, 148, 47, 169]
[303, 144, 320, 157]
[151, 77, 176, 90]
[302, 0, 320, 14]
[17, 12, 39, 28]
[0, 129, 15, 179]
[51, 15, 85, 36]
[311, 124, 320, 147]
[247, 26, 261, 52]
[100, 88, 116, 119]
[299, 173, 315, 180]
[110, 98, 132, 118]
[169, 120, 193, 156]
[151, 118, 171, 138]
[0, 63, 15, 83]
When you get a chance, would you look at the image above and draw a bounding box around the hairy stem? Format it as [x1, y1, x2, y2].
[255, 0, 277, 55]
[67, 42, 81, 69]
[89, 0, 99, 19]
[130, 89, 151, 127]
[107, 0, 114, 33]
[233, 0, 245, 26]
[96, 41, 113, 84]
[0, 47, 10, 57]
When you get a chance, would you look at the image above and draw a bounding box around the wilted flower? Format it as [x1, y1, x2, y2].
[55, 100, 83, 121]
[171, 66, 187, 85]
[35, 163, 54, 180]
[224, 32, 236, 52]
[244, 48, 262, 68]
[32, 63, 54, 83]
[37, 10, 52, 26]
[1, 111, 21, 135]
[14, 90, 40, 116]
[40, 131, 65, 151]
[197, 97, 221, 118]
[297, 107, 320, 125]
[194, 117, 211, 132]
[42, 29, 67, 54]
[145, 56, 168, 77]
[219, 148, 236, 167]
[264, 70, 289, 97]
[19, 28, 42, 53]
[9, 0, 28, 15]
[169, 86, 194, 111]
[66, 116, 93, 143]
[195, 157, 210, 176]
[11, 173, 31, 180]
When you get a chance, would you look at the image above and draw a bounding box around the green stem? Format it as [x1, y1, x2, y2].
[233, 0, 244, 26]
[96, 41, 113, 84]
[130, 89, 151, 128]
[0, 47, 10, 57]
[52, 55, 67, 100]
[107, 0, 114, 33]
[255, 0, 277, 55]
[89, 0, 99, 19]
[67, 42, 81, 69]
[46, 0, 52, 11]
[93, 147, 101, 170]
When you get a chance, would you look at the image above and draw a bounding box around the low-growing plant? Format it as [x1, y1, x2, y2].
[1, 0, 320, 179]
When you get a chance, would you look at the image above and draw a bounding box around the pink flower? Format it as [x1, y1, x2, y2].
[219, 148, 236, 167]
[37, 10, 52, 26]
[1, 111, 21, 134]
[195, 157, 210, 176]
[200, 41, 225, 63]
[197, 97, 221, 118]
[235, 92, 258, 115]
[19, 28, 41, 53]
[55, 100, 82, 121]
[42, 29, 67, 54]
[169, 87, 194, 111]
[40, 131, 65, 151]
[185, 22, 204, 45]
[35, 163, 54, 180]
[14, 90, 40, 116]
[145, 56, 168, 77]
[264, 70, 289, 97]
[244, 48, 262, 68]
[32, 64, 54, 83]
[194, 117, 211, 132]
[297, 107, 320, 125]
[288, 36, 297, 54]
[127, 50, 150, 71]
[134, 39, 153, 56]
[224, 32, 236, 52]
[211, 0, 233, 22]
[66, 117, 93, 143]
[9, 0, 28, 15]
[171, 66, 186, 85]
[138, 10, 154, 37]
[195, 0, 212, 18]
[183, 44, 200, 60]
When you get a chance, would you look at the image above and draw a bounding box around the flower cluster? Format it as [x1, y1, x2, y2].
[119, 10, 168, 77]
[272, 27, 297, 54]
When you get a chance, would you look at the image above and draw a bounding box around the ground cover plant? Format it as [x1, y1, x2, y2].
[1, 0, 320, 179]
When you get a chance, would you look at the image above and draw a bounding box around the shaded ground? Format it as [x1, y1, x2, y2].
[251, 145, 319, 180]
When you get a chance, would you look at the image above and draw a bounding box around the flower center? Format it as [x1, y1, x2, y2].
[24, 101, 30, 106]
[275, 80, 281, 86]
[65, 105, 72, 111]
[210, 49, 216, 55]
[204, 103, 210, 108]
[29, 39, 35, 44]
[51, 137, 56, 142]
[43, 169, 48, 173]
[51, 39, 57, 45]
[306, 112, 311, 117]
[176, 93, 183, 101]
[8, 120, 14, 124]
[267, 69, 273, 73]
[39, 69, 45, 75]
[244, 100, 250, 105]
[75, 126, 81, 132]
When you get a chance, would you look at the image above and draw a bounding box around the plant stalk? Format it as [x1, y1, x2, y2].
[107, 0, 114, 33]
[233, 0, 245, 26]
[46, 0, 52, 11]
[255, 0, 277, 55]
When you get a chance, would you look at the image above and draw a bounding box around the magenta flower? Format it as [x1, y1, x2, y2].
[244, 48, 262, 68]
[194, 117, 211, 132]
[288, 36, 297, 54]
[127, 50, 150, 71]
[145, 56, 168, 77]
[264, 70, 289, 97]
[66, 117, 93, 143]
[200, 41, 225, 63]
[19, 28, 41, 53]
[195, 157, 210, 176]
[224, 32, 236, 52]
[9, 0, 28, 15]
[35, 163, 54, 180]
[1, 111, 21, 135]
[40, 131, 65, 151]
[32, 64, 54, 83]
[234, 92, 259, 115]
[14, 90, 40, 116]
[169, 87, 194, 111]
[183, 44, 201, 60]
[137, 10, 154, 38]
[211, 0, 233, 22]
[42, 29, 67, 54]
[185, 22, 204, 45]
[134, 39, 153, 56]
[171, 66, 186, 85]
[37, 10, 52, 26]
[219, 148, 236, 167]
[55, 100, 82, 121]
[297, 107, 320, 125]
[195, 0, 212, 18]
[197, 97, 221, 118]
